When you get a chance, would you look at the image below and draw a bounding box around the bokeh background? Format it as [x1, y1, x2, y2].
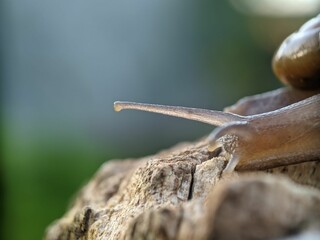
[2, 1, 320, 239]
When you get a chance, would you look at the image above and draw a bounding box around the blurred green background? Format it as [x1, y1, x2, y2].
[2, 1, 319, 239]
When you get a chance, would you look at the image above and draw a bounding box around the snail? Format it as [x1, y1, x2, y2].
[114, 15, 320, 173]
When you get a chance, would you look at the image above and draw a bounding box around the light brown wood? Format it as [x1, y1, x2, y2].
[44, 138, 320, 240]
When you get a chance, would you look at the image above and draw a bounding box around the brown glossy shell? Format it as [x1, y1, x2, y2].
[272, 15, 320, 90]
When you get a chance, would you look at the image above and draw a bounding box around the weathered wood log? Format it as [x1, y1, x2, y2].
[44, 138, 320, 240]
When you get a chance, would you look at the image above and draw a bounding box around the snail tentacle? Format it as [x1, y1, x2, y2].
[114, 101, 246, 126]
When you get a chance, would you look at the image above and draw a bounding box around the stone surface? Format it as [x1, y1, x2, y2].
[44, 139, 320, 240]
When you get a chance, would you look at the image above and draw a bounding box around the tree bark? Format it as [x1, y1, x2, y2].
[44, 138, 320, 240]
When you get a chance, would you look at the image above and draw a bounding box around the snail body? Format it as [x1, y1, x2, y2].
[114, 15, 320, 172]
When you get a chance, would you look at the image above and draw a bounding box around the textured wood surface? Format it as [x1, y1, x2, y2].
[44, 139, 320, 240]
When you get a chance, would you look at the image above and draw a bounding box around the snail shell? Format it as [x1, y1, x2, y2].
[272, 14, 320, 90]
